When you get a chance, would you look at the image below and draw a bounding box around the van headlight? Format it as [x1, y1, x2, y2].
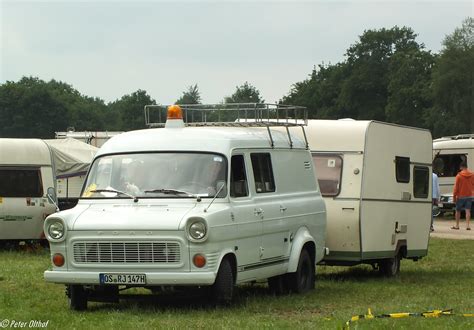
[45, 218, 66, 242]
[186, 218, 207, 242]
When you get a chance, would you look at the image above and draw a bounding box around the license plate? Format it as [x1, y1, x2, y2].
[99, 273, 146, 285]
[438, 203, 443, 208]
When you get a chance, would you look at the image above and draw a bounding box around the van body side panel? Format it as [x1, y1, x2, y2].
[360, 122, 432, 258]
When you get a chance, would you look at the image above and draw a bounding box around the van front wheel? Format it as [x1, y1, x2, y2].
[68, 285, 88, 311]
[287, 249, 315, 293]
[210, 258, 234, 304]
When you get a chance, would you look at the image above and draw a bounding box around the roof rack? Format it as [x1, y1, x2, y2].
[144, 103, 309, 149]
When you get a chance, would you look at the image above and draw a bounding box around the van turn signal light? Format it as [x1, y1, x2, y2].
[52, 253, 65, 267]
[193, 254, 206, 268]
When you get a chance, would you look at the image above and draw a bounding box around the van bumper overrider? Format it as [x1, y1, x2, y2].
[44, 271, 216, 285]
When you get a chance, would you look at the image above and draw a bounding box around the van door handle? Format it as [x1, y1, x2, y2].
[280, 205, 287, 212]
[254, 208, 264, 216]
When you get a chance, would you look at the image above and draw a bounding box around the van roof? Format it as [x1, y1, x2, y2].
[97, 126, 307, 157]
[0, 139, 52, 166]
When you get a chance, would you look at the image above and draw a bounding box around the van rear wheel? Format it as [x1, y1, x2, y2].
[287, 249, 315, 293]
[379, 253, 401, 277]
[68, 285, 88, 311]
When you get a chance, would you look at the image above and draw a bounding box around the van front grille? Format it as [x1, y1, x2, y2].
[73, 241, 181, 264]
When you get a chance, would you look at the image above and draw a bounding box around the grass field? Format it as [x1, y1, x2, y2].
[0, 238, 473, 329]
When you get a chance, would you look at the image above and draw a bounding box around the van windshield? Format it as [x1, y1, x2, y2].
[81, 153, 227, 199]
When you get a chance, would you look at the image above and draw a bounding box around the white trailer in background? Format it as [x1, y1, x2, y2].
[55, 130, 122, 148]
[299, 120, 433, 275]
[432, 134, 474, 214]
[44, 138, 98, 210]
[0, 139, 57, 241]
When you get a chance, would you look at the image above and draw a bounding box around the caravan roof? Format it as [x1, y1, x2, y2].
[0, 139, 52, 166]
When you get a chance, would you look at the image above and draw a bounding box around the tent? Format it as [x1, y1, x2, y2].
[44, 138, 98, 178]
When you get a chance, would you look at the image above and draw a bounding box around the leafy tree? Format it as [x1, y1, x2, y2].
[108, 90, 156, 131]
[428, 17, 474, 137]
[224, 82, 264, 104]
[339, 27, 423, 121]
[176, 84, 201, 105]
[385, 49, 435, 127]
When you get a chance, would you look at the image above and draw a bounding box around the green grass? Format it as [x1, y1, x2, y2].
[0, 238, 473, 329]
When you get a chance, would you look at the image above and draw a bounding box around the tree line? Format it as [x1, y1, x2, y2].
[0, 18, 472, 139]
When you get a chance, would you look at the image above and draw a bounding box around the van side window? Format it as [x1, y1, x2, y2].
[312, 154, 343, 197]
[395, 156, 410, 183]
[230, 155, 248, 197]
[0, 168, 43, 197]
[413, 166, 429, 198]
[433, 154, 467, 177]
[250, 153, 275, 193]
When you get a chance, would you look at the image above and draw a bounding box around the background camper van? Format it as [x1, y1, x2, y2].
[433, 134, 474, 215]
[0, 139, 57, 241]
[302, 120, 433, 276]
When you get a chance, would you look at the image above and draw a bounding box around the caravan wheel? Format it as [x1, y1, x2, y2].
[379, 253, 401, 277]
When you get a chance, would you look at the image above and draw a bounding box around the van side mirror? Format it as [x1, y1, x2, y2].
[47, 187, 59, 211]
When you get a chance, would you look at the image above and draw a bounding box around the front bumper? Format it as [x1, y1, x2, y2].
[44, 270, 217, 286]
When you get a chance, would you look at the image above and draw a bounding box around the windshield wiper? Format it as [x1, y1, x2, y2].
[144, 188, 193, 196]
[90, 189, 138, 203]
[144, 188, 202, 201]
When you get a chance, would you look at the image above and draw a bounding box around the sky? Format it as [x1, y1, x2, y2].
[1, 1, 472, 104]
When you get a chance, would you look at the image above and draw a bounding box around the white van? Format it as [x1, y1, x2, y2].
[433, 135, 474, 215]
[44, 104, 327, 310]
[301, 120, 433, 275]
[0, 139, 57, 241]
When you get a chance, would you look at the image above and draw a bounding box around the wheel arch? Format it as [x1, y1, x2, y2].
[287, 226, 316, 273]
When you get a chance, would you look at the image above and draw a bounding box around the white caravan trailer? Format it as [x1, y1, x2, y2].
[432, 134, 474, 214]
[44, 138, 98, 210]
[55, 130, 122, 147]
[0, 139, 57, 241]
[300, 120, 433, 275]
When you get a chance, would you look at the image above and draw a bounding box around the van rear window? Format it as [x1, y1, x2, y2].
[0, 168, 43, 197]
[312, 154, 343, 197]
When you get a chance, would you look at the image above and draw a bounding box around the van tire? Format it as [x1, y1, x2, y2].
[210, 258, 234, 304]
[287, 249, 314, 294]
[268, 275, 289, 295]
[379, 253, 401, 277]
[68, 285, 88, 311]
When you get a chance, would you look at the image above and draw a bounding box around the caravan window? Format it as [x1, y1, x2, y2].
[413, 166, 429, 198]
[250, 153, 275, 193]
[312, 154, 343, 197]
[432, 154, 467, 177]
[0, 167, 43, 197]
[395, 156, 410, 183]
